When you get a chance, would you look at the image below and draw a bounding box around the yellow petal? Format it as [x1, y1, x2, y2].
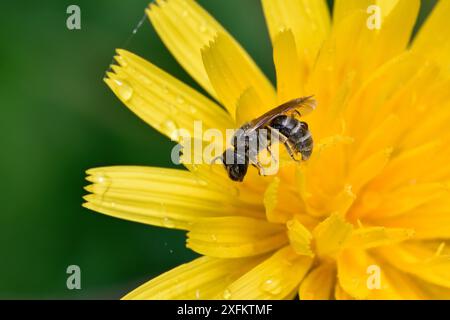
[374, 207, 450, 239]
[376, 242, 450, 288]
[264, 177, 314, 227]
[413, 0, 450, 75]
[235, 88, 265, 127]
[365, 0, 420, 75]
[368, 262, 450, 300]
[362, 182, 450, 219]
[83, 166, 263, 230]
[402, 99, 450, 150]
[334, 283, 354, 300]
[286, 219, 313, 257]
[201, 32, 276, 118]
[339, 253, 444, 300]
[348, 148, 393, 193]
[146, 0, 225, 97]
[346, 226, 415, 249]
[302, 135, 354, 215]
[262, 0, 330, 74]
[187, 216, 288, 258]
[345, 53, 424, 142]
[272, 29, 306, 102]
[105, 49, 233, 142]
[369, 140, 443, 191]
[313, 1, 419, 131]
[351, 114, 401, 164]
[299, 263, 335, 300]
[218, 246, 313, 300]
[333, 0, 373, 24]
[313, 213, 353, 257]
[337, 248, 377, 299]
[123, 255, 265, 299]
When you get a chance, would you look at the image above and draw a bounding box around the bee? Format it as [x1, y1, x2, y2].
[217, 96, 316, 182]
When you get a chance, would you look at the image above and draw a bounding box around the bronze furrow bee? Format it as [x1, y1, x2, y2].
[218, 96, 316, 182]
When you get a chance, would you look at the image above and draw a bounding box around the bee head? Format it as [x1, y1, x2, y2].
[221, 149, 248, 182]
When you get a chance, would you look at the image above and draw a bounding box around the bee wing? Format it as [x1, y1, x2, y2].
[246, 96, 316, 133]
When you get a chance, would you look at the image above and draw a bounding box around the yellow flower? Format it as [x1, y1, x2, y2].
[83, 0, 450, 300]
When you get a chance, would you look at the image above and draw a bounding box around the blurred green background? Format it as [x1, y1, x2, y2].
[0, 0, 438, 299]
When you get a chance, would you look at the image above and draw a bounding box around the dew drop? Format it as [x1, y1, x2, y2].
[114, 55, 127, 67]
[199, 23, 207, 33]
[188, 105, 197, 114]
[176, 96, 185, 105]
[166, 102, 179, 116]
[162, 216, 175, 228]
[223, 289, 232, 300]
[261, 278, 282, 295]
[92, 174, 111, 196]
[196, 178, 208, 186]
[114, 79, 133, 102]
[195, 289, 201, 299]
[162, 120, 180, 141]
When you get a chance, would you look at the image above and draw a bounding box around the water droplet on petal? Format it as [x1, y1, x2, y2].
[162, 120, 179, 141]
[166, 102, 179, 116]
[195, 289, 201, 299]
[195, 178, 208, 186]
[114, 79, 133, 102]
[188, 105, 197, 114]
[176, 96, 185, 105]
[91, 173, 112, 197]
[199, 23, 207, 33]
[162, 216, 175, 228]
[261, 278, 282, 295]
[114, 55, 127, 67]
[223, 289, 232, 299]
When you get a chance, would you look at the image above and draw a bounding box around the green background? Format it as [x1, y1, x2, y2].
[0, 0, 438, 299]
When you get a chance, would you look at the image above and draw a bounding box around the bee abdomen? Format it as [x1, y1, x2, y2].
[270, 115, 296, 137]
[293, 133, 313, 160]
[269, 115, 313, 160]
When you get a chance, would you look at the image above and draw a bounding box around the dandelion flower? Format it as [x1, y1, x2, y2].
[83, 0, 450, 299]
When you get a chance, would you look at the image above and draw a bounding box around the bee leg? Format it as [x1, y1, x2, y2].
[284, 140, 302, 162]
[250, 160, 266, 176]
[266, 145, 278, 164]
[267, 126, 301, 162]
